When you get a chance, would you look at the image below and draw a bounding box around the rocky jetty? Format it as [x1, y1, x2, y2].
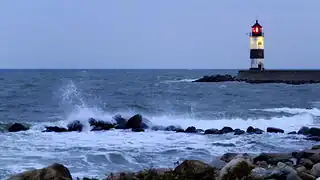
[192, 74, 320, 84]
[8, 145, 320, 180]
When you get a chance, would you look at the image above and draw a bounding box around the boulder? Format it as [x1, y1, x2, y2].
[253, 153, 293, 165]
[298, 126, 310, 135]
[42, 126, 68, 133]
[176, 128, 185, 133]
[247, 126, 264, 134]
[297, 171, 316, 180]
[204, 128, 220, 134]
[234, 129, 245, 135]
[220, 126, 233, 134]
[310, 128, 320, 137]
[126, 114, 149, 129]
[267, 127, 284, 133]
[288, 131, 297, 135]
[312, 145, 320, 150]
[112, 115, 127, 129]
[173, 160, 217, 180]
[67, 120, 83, 132]
[193, 74, 235, 83]
[299, 158, 314, 169]
[220, 153, 239, 163]
[311, 163, 320, 177]
[8, 123, 29, 132]
[165, 125, 180, 131]
[89, 118, 114, 131]
[185, 126, 197, 133]
[219, 158, 254, 180]
[8, 163, 72, 180]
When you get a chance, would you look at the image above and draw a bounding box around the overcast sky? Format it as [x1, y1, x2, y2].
[0, 1, 319, 69]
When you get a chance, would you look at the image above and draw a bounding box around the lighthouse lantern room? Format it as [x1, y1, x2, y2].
[249, 20, 264, 70]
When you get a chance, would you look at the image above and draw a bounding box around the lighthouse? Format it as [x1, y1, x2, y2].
[249, 20, 264, 70]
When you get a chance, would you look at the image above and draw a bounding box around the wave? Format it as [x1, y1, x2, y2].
[253, 107, 320, 116]
[161, 78, 198, 83]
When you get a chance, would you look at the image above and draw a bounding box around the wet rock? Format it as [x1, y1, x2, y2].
[132, 128, 145, 132]
[267, 127, 284, 133]
[256, 161, 268, 168]
[204, 128, 220, 134]
[8, 123, 29, 132]
[311, 163, 320, 177]
[220, 153, 239, 163]
[126, 114, 149, 129]
[298, 126, 310, 135]
[8, 163, 72, 180]
[219, 158, 254, 180]
[165, 125, 180, 131]
[185, 126, 197, 133]
[176, 128, 185, 133]
[297, 171, 316, 180]
[173, 160, 217, 180]
[42, 126, 68, 133]
[286, 172, 302, 180]
[288, 131, 297, 135]
[112, 115, 127, 129]
[253, 153, 293, 165]
[312, 145, 320, 150]
[299, 158, 314, 169]
[234, 128, 245, 135]
[296, 166, 307, 173]
[89, 119, 114, 131]
[310, 127, 320, 137]
[67, 120, 83, 132]
[220, 126, 233, 134]
[193, 74, 235, 82]
[247, 126, 264, 134]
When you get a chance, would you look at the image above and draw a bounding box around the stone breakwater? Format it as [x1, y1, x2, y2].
[7, 144, 320, 180]
[3, 113, 320, 142]
[193, 73, 320, 85]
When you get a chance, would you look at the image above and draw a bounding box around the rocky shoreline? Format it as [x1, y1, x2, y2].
[4, 113, 320, 142]
[193, 74, 320, 85]
[7, 144, 320, 180]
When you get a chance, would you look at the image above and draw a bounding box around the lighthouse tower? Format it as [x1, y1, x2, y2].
[249, 20, 264, 70]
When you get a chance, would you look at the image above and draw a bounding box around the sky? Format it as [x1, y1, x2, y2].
[0, 0, 319, 69]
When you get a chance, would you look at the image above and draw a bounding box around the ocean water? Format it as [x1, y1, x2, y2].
[0, 69, 320, 179]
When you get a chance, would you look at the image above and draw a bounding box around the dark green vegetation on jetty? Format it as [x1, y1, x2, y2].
[8, 145, 320, 180]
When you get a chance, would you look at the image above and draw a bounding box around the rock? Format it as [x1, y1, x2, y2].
[185, 126, 197, 133]
[307, 136, 320, 141]
[220, 126, 233, 134]
[89, 118, 114, 131]
[253, 153, 293, 165]
[286, 172, 302, 180]
[296, 166, 307, 173]
[288, 131, 297, 135]
[219, 158, 254, 180]
[234, 129, 245, 135]
[67, 120, 83, 132]
[267, 127, 284, 133]
[311, 163, 320, 177]
[151, 125, 166, 131]
[132, 128, 145, 132]
[8, 123, 29, 132]
[126, 114, 149, 129]
[165, 125, 180, 131]
[220, 153, 239, 163]
[298, 126, 310, 135]
[300, 158, 314, 169]
[277, 162, 296, 174]
[173, 160, 217, 180]
[176, 128, 185, 133]
[310, 128, 320, 137]
[312, 145, 320, 150]
[249, 167, 269, 179]
[196, 129, 204, 133]
[297, 171, 316, 180]
[112, 115, 127, 129]
[193, 74, 235, 83]
[8, 163, 72, 180]
[247, 126, 264, 134]
[42, 126, 68, 133]
[256, 161, 268, 168]
[204, 128, 220, 134]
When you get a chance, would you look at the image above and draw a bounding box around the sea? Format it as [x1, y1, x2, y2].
[0, 69, 319, 179]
